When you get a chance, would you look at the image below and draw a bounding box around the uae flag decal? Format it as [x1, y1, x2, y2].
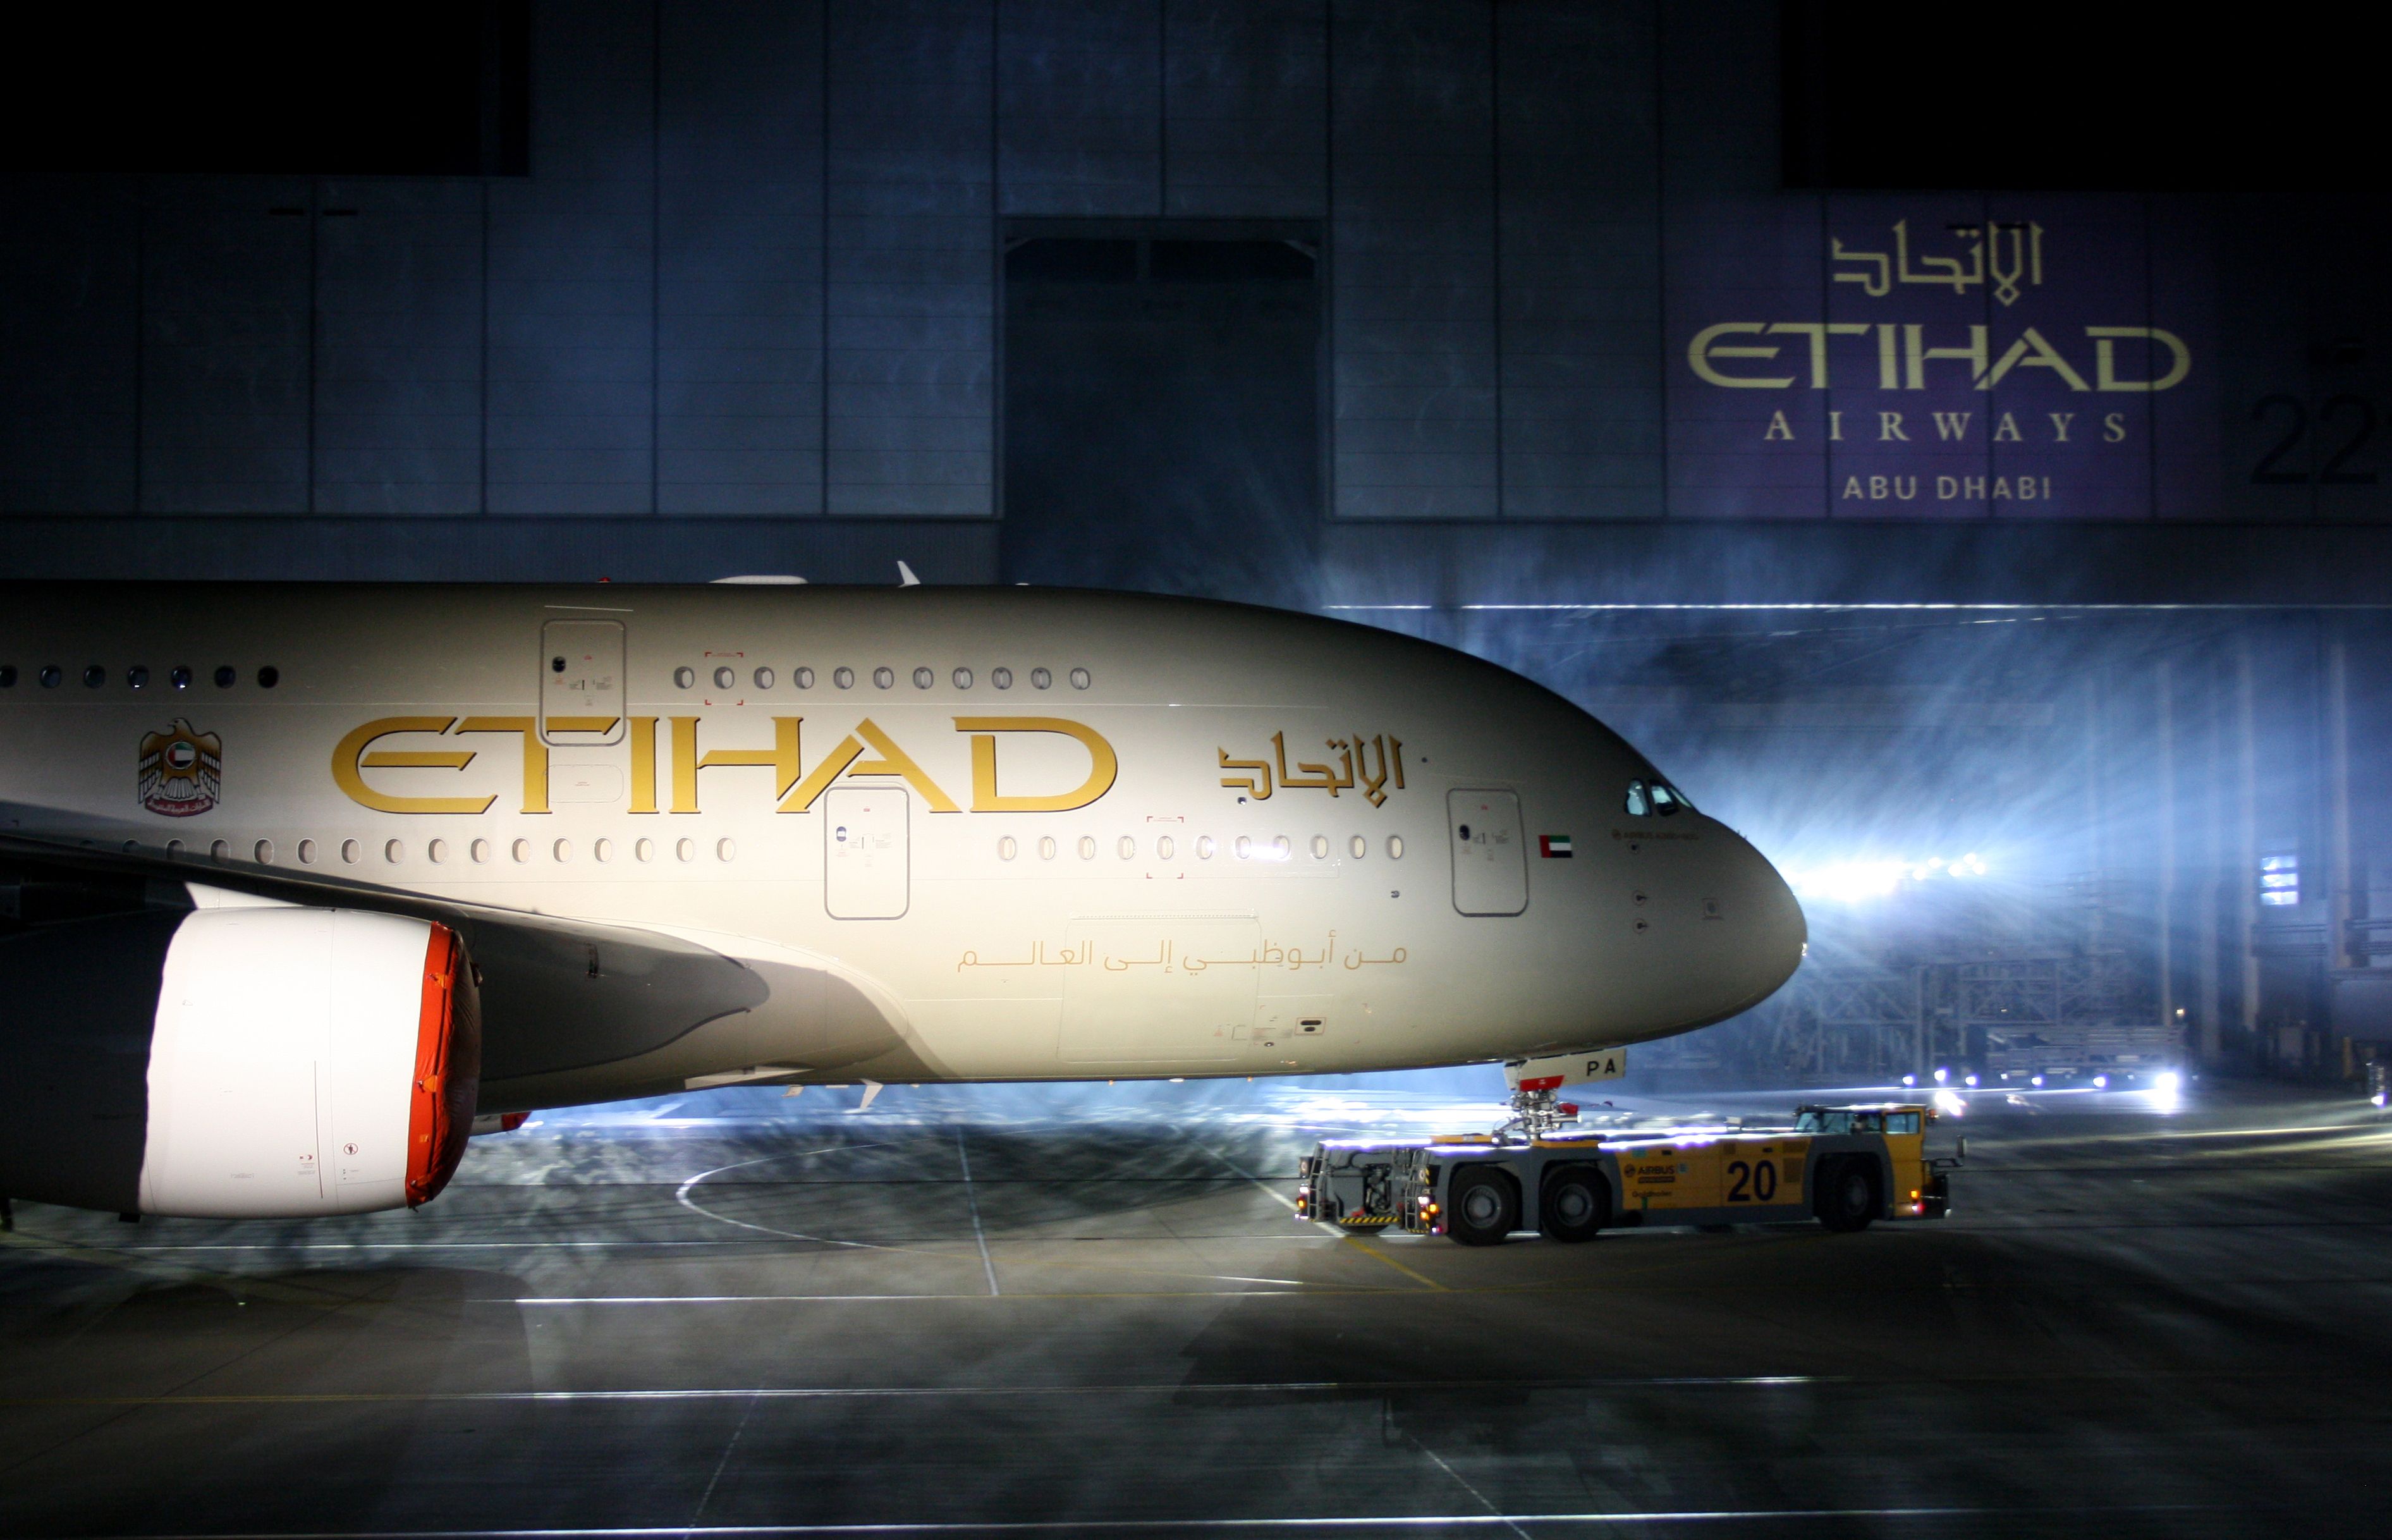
[1539, 834, 1573, 859]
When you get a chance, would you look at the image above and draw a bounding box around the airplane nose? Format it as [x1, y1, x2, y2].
[1707, 822, 1808, 1016]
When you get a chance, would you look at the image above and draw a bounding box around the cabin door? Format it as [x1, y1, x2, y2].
[824, 787, 909, 919]
[539, 619, 625, 745]
[1448, 788, 1528, 916]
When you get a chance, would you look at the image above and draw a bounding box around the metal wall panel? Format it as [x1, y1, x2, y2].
[1329, 0, 1498, 522]
[826, 0, 994, 518]
[139, 179, 312, 513]
[658, 0, 826, 515]
[0, 180, 137, 512]
[1162, 1, 1327, 219]
[312, 181, 484, 515]
[483, 0, 655, 516]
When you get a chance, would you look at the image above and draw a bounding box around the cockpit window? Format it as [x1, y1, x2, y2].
[1627, 779, 1695, 817]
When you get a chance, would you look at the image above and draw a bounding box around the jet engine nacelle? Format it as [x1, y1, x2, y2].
[0, 903, 479, 1219]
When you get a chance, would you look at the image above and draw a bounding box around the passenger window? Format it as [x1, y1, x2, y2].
[1625, 780, 1649, 817]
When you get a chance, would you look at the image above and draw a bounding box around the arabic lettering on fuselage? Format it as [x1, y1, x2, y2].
[1218, 732, 1405, 806]
[956, 934, 1409, 974]
[1831, 219, 2044, 307]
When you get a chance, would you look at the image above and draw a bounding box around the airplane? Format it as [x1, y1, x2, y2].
[0, 580, 1805, 1221]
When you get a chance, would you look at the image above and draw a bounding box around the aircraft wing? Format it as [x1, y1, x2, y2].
[0, 829, 770, 1084]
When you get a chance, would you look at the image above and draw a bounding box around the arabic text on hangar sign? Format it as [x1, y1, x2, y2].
[1688, 220, 2189, 394]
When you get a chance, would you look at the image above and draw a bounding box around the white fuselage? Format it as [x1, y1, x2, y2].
[0, 584, 1805, 1108]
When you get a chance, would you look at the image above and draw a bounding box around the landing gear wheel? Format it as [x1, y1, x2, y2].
[1539, 1167, 1609, 1243]
[1445, 1166, 1520, 1247]
[1815, 1158, 1879, 1233]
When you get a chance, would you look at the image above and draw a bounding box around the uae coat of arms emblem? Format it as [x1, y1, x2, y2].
[137, 719, 222, 817]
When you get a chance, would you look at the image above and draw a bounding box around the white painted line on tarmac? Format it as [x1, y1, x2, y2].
[505, 1292, 1314, 1304]
[955, 1127, 999, 1297]
[58, 1233, 1349, 1252]
[672, 1143, 906, 1253]
[4, 1376, 1851, 1408]
[94, 1500, 2256, 1537]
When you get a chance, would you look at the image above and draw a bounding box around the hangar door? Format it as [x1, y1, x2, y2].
[825, 788, 908, 919]
[1001, 224, 1320, 606]
[1448, 789, 1528, 917]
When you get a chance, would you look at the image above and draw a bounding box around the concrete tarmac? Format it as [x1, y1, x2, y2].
[3, 1075, 2389, 1537]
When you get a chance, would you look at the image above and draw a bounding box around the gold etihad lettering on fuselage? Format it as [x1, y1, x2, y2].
[332, 716, 1117, 816]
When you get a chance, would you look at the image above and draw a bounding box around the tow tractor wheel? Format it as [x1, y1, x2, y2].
[1815, 1157, 1879, 1233]
[1445, 1166, 1520, 1247]
[1539, 1166, 1610, 1244]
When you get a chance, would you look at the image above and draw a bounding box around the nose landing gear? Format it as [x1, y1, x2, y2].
[1493, 1077, 1579, 1144]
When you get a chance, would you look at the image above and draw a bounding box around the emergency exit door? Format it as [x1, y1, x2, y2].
[539, 619, 625, 745]
[1448, 788, 1528, 916]
[825, 787, 908, 919]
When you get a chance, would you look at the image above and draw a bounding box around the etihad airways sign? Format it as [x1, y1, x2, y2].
[331, 716, 1117, 817]
[1687, 321, 2188, 394]
[1665, 202, 2207, 518]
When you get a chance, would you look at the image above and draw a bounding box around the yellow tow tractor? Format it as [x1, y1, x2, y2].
[1295, 1103, 1959, 1246]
